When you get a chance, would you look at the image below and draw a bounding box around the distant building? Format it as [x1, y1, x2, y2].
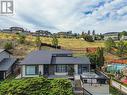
[104, 32, 119, 40]
[56, 31, 73, 38]
[36, 30, 52, 37]
[10, 27, 24, 33]
[2, 29, 12, 33]
[120, 35, 127, 40]
[1, 27, 31, 35]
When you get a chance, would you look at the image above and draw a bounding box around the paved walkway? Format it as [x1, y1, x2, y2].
[111, 80, 127, 94]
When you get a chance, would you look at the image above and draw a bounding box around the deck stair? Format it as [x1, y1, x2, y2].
[73, 75, 93, 95]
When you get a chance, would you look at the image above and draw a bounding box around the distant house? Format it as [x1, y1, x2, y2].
[10, 27, 24, 33]
[36, 30, 52, 37]
[20, 50, 91, 77]
[55, 31, 73, 38]
[0, 49, 17, 80]
[2, 29, 12, 33]
[120, 35, 127, 40]
[104, 32, 119, 40]
[1, 27, 26, 34]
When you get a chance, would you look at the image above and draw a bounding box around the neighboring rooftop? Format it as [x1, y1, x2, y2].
[103, 32, 119, 35]
[0, 58, 17, 71]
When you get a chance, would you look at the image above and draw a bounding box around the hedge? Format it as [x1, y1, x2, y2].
[0, 77, 73, 95]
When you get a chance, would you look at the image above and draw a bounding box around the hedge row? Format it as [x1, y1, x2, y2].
[0, 77, 73, 95]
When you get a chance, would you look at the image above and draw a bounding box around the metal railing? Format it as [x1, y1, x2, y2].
[83, 88, 93, 95]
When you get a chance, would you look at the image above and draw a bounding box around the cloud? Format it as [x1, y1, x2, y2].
[0, 0, 127, 33]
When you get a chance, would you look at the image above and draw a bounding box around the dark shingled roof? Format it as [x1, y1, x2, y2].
[20, 50, 90, 65]
[20, 51, 52, 65]
[52, 57, 91, 64]
[0, 58, 17, 71]
[20, 50, 73, 65]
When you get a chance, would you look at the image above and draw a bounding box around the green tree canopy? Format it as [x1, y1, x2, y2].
[4, 42, 13, 50]
[86, 47, 104, 68]
[105, 37, 116, 52]
[52, 36, 58, 47]
[116, 41, 127, 57]
[119, 31, 127, 37]
[0, 77, 73, 95]
[17, 33, 26, 44]
[35, 35, 42, 50]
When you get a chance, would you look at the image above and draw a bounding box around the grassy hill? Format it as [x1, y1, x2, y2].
[0, 33, 104, 48]
[0, 33, 104, 58]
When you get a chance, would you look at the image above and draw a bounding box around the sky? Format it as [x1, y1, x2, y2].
[0, 0, 127, 33]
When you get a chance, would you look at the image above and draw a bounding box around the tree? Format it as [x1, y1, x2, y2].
[4, 42, 13, 50]
[96, 47, 104, 67]
[116, 41, 127, 57]
[52, 36, 58, 48]
[87, 30, 90, 35]
[92, 30, 95, 35]
[35, 34, 42, 50]
[99, 33, 104, 40]
[86, 47, 104, 68]
[81, 32, 85, 38]
[84, 35, 94, 42]
[86, 53, 98, 65]
[104, 37, 116, 52]
[119, 31, 127, 37]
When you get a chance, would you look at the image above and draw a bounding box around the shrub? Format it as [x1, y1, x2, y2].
[4, 42, 13, 50]
[17, 34, 26, 44]
[83, 35, 94, 42]
[0, 77, 73, 95]
[52, 36, 58, 47]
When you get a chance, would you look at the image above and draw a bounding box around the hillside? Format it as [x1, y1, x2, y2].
[0, 33, 104, 58]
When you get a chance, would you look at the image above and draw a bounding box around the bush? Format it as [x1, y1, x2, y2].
[51, 79, 73, 95]
[4, 42, 13, 50]
[17, 34, 26, 44]
[83, 35, 94, 42]
[0, 77, 73, 95]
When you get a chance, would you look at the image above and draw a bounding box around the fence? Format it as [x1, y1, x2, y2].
[61, 47, 99, 54]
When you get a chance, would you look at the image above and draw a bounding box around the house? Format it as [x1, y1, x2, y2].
[20, 50, 91, 77]
[2, 29, 12, 33]
[104, 32, 119, 40]
[0, 49, 17, 80]
[55, 31, 73, 38]
[36, 30, 52, 37]
[120, 35, 127, 40]
[10, 27, 24, 33]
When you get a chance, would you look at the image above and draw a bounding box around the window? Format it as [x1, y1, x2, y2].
[78, 64, 88, 74]
[25, 65, 38, 75]
[56, 65, 67, 73]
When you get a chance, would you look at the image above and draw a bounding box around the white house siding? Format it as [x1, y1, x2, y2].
[22, 65, 25, 77]
[54, 72, 68, 75]
[0, 51, 10, 62]
[74, 64, 78, 74]
[39, 65, 43, 75]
